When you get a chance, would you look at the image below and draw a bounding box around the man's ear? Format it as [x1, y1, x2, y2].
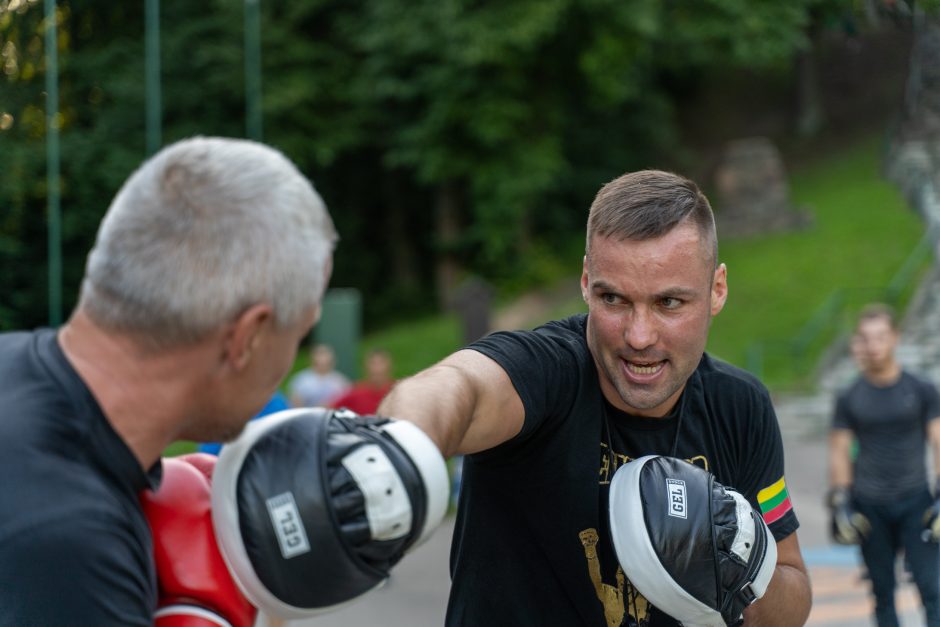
[710, 263, 728, 316]
[581, 255, 589, 303]
[225, 304, 273, 371]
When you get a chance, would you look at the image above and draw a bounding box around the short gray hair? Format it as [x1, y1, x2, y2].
[79, 136, 338, 347]
[586, 170, 717, 268]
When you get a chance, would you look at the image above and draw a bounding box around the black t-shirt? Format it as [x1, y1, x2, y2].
[448, 314, 798, 627]
[0, 329, 161, 626]
[832, 370, 940, 502]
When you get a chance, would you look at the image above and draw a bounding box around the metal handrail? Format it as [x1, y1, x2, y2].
[744, 227, 936, 380]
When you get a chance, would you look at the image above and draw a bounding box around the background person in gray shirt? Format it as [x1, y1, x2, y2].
[288, 343, 351, 408]
[828, 303, 940, 627]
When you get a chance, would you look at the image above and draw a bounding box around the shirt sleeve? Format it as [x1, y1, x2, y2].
[923, 380, 940, 422]
[831, 389, 854, 431]
[729, 384, 799, 542]
[469, 325, 586, 443]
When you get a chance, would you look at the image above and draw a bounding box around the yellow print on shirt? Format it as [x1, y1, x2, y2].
[579, 527, 649, 626]
[598, 442, 708, 484]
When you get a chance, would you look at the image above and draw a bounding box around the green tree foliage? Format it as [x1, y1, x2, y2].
[1, 0, 249, 329]
[0, 0, 864, 331]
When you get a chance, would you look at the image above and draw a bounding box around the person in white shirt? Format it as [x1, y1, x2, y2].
[288, 344, 351, 408]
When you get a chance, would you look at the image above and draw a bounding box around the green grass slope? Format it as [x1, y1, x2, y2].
[708, 134, 928, 389]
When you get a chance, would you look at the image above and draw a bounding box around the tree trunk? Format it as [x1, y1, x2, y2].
[794, 26, 824, 139]
[385, 175, 418, 291]
[901, 12, 940, 138]
[434, 181, 462, 310]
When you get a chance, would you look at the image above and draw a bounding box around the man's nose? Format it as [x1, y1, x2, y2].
[624, 308, 658, 351]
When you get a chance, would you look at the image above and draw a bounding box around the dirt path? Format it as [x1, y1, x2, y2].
[491, 276, 583, 332]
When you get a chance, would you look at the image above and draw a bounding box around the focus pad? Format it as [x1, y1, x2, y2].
[212, 408, 428, 619]
[608, 455, 777, 627]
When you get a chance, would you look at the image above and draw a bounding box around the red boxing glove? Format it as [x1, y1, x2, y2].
[140, 453, 257, 627]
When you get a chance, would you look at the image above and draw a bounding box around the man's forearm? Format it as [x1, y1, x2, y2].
[379, 349, 525, 457]
[378, 364, 474, 458]
[743, 564, 812, 626]
[828, 429, 854, 488]
[927, 419, 940, 477]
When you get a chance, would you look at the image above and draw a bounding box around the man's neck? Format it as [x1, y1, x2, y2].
[57, 311, 215, 469]
[863, 360, 902, 387]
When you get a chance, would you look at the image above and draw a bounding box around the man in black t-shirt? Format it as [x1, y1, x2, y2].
[0, 137, 337, 625]
[380, 170, 811, 626]
[828, 304, 940, 627]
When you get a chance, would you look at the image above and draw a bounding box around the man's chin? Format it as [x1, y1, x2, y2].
[185, 421, 249, 447]
[614, 384, 680, 417]
[218, 422, 250, 444]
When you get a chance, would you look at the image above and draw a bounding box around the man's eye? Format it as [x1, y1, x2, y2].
[602, 293, 619, 304]
[661, 297, 682, 310]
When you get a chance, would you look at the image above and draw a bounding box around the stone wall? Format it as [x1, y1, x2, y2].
[885, 13, 940, 247]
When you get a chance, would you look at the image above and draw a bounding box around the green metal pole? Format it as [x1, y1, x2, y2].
[45, 0, 61, 327]
[145, 0, 161, 155]
[244, 0, 262, 140]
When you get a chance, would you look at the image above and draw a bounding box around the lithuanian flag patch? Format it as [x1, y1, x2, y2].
[757, 476, 792, 524]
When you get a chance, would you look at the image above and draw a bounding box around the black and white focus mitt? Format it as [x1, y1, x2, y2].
[609, 455, 778, 627]
[211, 408, 450, 620]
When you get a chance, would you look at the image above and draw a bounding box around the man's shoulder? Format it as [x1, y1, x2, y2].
[901, 369, 939, 392]
[520, 314, 589, 350]
[0, 328, 82, 411]
[0, 328, 50, 372]
[535, 313, 588, 336]
[696, 353, 770, 398]
[331, 384, 371, 403]
[834, 374, 867, 398]
[0, 329, 37, 349]
[288, 369, 314, 385]
[327, 371, 350, 384]
[472, 314, 588, 357]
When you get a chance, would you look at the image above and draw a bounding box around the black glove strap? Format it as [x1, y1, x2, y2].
[827, 486, 852, 509]
[331, 413, 429, 558]
[720, 509, 769, 625]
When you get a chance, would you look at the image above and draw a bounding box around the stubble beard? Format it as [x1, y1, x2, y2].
[602, 352, 689, 416]
[185, 413, 250, 446]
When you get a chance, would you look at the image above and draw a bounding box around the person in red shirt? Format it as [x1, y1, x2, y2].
[329, 349, 395, 414]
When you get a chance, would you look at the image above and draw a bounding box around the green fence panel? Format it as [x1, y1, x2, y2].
[314, 288, 362, 380]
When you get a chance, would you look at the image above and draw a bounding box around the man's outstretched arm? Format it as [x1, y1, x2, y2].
[378, 349, 524, 457]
